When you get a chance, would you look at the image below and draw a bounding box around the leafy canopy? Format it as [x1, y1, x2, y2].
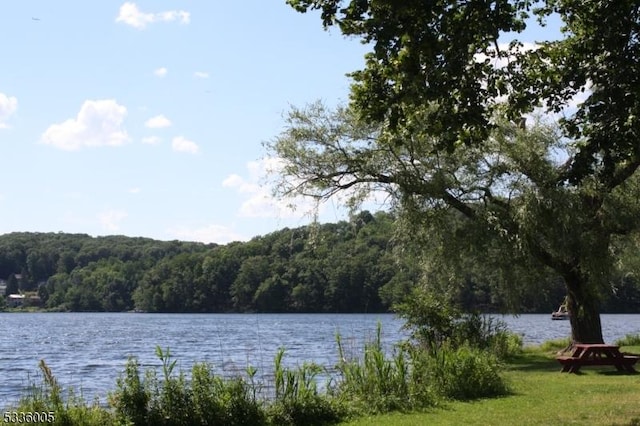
[275, 1, 640, 340]
[286, 0, 640, 186]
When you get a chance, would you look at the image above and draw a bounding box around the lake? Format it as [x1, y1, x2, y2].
[1, 313, 638, 407]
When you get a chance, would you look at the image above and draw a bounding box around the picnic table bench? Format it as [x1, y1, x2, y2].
[556, 343, 640, 373]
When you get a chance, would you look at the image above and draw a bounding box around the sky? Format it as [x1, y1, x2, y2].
[0, 1, 561, 244]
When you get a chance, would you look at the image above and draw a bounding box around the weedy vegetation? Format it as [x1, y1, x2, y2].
[7, 311, 519, 425]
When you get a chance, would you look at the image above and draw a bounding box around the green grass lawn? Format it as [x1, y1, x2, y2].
[341, 345, 640, 426]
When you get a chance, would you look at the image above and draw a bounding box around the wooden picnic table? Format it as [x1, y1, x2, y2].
[556, 343, 640, 373]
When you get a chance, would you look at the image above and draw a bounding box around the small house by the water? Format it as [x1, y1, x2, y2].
[7, 294, 26, 308]
[5, 293, 42, 308]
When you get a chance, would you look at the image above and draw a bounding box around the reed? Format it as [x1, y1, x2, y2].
[616, 333, 640, 346]
[334, 325, 423, 413]
[268, 347, 343, 426]
[426, 344, 509, 400]
[8, 323, 513, 426]
[334, 323, 508, 413]
[11, 360, 113, 426]
[110, 346, 265, 426]
[535, 337, 572, 353]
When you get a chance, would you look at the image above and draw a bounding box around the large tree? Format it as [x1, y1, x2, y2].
[272, 0, 640, 343]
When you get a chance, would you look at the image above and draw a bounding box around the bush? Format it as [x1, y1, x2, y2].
[428, 345, 510, 400]
[391, 290, 512, 402]
[489, 329, 524, 359]
[267, 396, 342, 426]
[333, 323, 508, 412]
[334, 325, 437, 414]
[397, 290, 461, 351]
[109, 346, 266, 426]
[266, 348, 343, 426]
[110, 346, 344, 426]
[189, 365, 265, 426]
[396, 289, 522, 359]
[110, 357, 149, 425]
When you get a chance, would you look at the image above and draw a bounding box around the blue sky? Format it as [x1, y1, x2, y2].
[0, 2, 560, 244]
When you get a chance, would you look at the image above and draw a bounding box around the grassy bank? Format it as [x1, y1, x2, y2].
[343, 343, 640, 426]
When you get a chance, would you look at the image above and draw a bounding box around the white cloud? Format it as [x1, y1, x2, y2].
[98, 209, 127, 232]
[0, 92, 18, 129]
[223, 158, 319, 219]
[565, 81, 591, 110]
[167, 224, 247, 244]
[473, 42, 593, 120]
[172, 136, 199, 154]
[41, 99, 130, 151]
[128, 187, 141, 194]
[145, 114, 171, 128]
[222, 174, 255, 193]
[116, 2, 190, 30]
[474, 42, 540, 70]
[159, 10, 190, 25]
[154, 67, 168, 78]
[142, 136, 161, 145]
[194, 71, 209, 79]
[223, 158, 388, 221]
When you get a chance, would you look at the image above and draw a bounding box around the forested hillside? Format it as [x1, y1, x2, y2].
[0, 211, 638, 313]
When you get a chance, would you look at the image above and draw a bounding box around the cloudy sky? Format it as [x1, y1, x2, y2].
[0, 1, 560, 244]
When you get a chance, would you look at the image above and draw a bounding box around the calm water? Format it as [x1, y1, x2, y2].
[1, 313, 638, 406]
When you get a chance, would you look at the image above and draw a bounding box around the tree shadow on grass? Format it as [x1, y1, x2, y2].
[595, 369, 639, 376]
[505, 352, 560, 372]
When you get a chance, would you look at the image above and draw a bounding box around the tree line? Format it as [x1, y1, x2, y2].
[0, 211, 639, 313]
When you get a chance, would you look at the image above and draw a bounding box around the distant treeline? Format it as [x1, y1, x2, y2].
[0, 211, 638, 313]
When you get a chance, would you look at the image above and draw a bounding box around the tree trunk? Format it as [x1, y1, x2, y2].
[564, 272, 604, 344]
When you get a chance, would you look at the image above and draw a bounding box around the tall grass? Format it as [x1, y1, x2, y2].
[334, 323, 508, 413]
[615, 333, 640, 347]
[396, 291, 523, 360]
[9, 323, 513, 426]
[267, 348, 343, 426]
[426, 344, 509, 400]
[11, 360, 114, 426]
[334, 324, 434, 413]
[109, 346, 265, 426]
[536, 337, 572, 353]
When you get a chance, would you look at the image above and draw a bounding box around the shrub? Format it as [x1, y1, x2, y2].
[149, 349, 193, 425]
[109, 346, 266, 426]
[189, 364, 265, 426]
[427, 345, 510, 400]
[396, 289, 522, 359]
[397, 290, 460, 351]
[334, 325, 437, 414]
[110, 357, 149, 425]
[489, 329, 524, 359]
[266, 348, 343, 426]
[393, 291, 512, 402]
